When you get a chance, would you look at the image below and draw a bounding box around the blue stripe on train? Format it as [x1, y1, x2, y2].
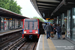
[38, 29, 39, 34]
[22, 29, 24, 34]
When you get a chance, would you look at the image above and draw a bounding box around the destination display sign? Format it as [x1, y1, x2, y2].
[25, 19, 37, 22]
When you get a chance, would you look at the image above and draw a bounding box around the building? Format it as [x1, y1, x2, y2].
[0, 7, 27, 32]
[30, 0, 75, 43]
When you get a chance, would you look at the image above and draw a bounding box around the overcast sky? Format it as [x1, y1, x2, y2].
[15, 0, 41, 18]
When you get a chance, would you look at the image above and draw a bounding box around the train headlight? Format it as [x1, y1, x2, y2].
[24, 31, 27, 33]
[35, 31, 38, 33]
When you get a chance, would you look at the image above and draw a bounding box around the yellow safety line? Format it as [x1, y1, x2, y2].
[43, 35, 44, 50]
[47, 39, 56, 50]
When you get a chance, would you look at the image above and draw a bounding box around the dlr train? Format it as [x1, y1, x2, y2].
[22, 19, 44, 39]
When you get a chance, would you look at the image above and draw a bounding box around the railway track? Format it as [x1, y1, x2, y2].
[0, 35, 21, 49]
[17, 42, 37, 50]
[0, 30, 37, 50]
[2, 37, 25, 50]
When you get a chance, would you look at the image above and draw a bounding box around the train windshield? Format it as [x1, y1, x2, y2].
[25, 19, 38, 30]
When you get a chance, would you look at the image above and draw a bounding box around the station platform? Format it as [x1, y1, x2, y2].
[0, 29, 22, 36]
[36, 34, 75, 50]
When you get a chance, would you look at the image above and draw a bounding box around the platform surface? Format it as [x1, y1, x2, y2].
[36, 34, 75, 50]
[0, 29, 22, 36]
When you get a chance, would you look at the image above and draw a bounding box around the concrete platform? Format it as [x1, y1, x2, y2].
[0, 29, 22, 36]
[36, 34, 75, 50]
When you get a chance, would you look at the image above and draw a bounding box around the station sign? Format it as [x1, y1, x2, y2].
[4, 18, 12, 20]
[46, 18, 53, 20]
[9, 18, 12, 20]
[4, 18, 9, 20]
[4, 18, 7, 20]
[46, 18, 50, 20]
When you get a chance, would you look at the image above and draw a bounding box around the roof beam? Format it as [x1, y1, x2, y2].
[51, 0, 66, 16]
[38, 6, 56, 9]
[37, 1, 60, 5]
[51, 3, 75, 17]
[37, 3, 58, 6]
[66, 0, 75, 2]
[37, 4, 57, 7]
[39, 9, 54, 11]
[39, 8, 55, 10]
[56, 0, 62, 1]
[38, 6, 55, 9]
[57, 0, 75, 3]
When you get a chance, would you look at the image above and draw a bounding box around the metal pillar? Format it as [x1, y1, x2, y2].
[60, 15, 62, 26]
[70, 8, 73, 39]
[67, 10, 69, 37]
[0, 17, 1, 31]
[62, 13, 64, 26]
[57, 16, 59, 24]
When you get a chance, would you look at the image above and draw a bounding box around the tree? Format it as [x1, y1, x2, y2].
[33, 17, 44, 22]
[0, 0, 22, 15]
[46, 20, 53, 24]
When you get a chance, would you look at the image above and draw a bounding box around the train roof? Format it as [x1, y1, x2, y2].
[25, 18, 44, 23]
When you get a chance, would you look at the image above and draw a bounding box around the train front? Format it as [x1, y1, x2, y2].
[22, 19, 39, 39]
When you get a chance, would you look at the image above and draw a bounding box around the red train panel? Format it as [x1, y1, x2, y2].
[22, 19, 40, 39]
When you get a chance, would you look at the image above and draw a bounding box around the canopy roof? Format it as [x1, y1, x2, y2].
[31, 0, 75, 19]
[0, 7, 28, 19]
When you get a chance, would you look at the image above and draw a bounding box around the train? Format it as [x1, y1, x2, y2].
[22, 19, 44, 39]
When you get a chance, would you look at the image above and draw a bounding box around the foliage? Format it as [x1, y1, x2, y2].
[47, 20, 53, 24]
[0, 0, 22, 15]
[33, 17, 44, 22]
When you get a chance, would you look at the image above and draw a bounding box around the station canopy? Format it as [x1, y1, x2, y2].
[0, 7, 27, 19]
[31, 0, 75, 19]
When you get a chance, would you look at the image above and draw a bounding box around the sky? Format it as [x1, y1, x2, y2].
[15, 0, 42, 18]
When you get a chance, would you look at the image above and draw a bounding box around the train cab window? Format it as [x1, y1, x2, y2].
[32, 22, 34, 29]
[25, 19, 38, 30]
[33, 22, 38, 30]
[28, 22, 29, 29]
[28, 22, 34, 30]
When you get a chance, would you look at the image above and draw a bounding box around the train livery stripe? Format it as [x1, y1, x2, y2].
[22, 29, 24, 34]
